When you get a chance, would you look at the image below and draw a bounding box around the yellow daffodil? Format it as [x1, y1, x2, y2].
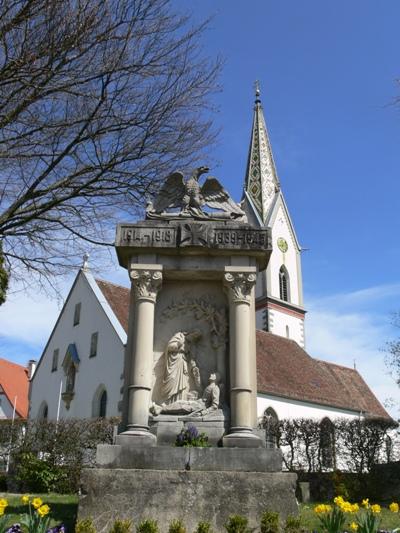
[362, 499, 369, 508]
[350, 522, 358, 531]
[389, 502, 399, 513]
[314, 504, 332, 513]
[351, 503, 359, 513]
[334, 496, 345, 505]
[37, 504, 50, 517]
[0, 508, 4, 517]
[0, 498, 8, 508]
[32, 497, 43, 509]
[371, 504, 381, 514]
[21, 495, 30, 505]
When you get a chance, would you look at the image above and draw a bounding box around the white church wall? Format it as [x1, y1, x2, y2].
[29, 272, 125, 420]
[257, 393, 359, 421]
[267, 308, 305, 347]
[0, 392, 14, 419]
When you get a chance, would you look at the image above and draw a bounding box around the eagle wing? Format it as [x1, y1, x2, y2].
[201, 177, 244, 215]
[152, 171, 186, 213]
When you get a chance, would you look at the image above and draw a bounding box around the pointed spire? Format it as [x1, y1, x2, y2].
[244, 81, 280, 224]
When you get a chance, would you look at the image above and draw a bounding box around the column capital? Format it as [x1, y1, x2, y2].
[129, 265, 163, 303]
[224, 270, 257, 305]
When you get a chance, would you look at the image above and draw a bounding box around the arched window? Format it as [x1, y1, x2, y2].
[38, 401, 48, 420]
[99, 390, 107, 418]
[279, 266, 290, 302]
[92, 385, 108, 418]
[260, 407, 279, 449]
[320, 417, 335, 469]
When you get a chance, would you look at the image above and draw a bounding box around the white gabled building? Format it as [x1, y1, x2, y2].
[29, 266, 127, 421]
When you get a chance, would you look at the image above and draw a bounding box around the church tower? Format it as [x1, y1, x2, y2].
[242, 83, 306, 347]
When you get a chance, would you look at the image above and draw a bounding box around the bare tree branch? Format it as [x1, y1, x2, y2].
[0, 0, 220, 298]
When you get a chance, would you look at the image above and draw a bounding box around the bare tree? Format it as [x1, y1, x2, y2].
[385, 313, 400, 393]
[0, 0, 220, 298]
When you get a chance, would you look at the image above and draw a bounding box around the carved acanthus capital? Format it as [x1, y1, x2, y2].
[224, 271, 257, 304]
[130, 268, 162, 302]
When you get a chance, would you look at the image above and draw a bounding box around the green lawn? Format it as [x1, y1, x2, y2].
[1, 495, 399, 532]
[0, 493, 78, 532]
[299, 503, 400, 532]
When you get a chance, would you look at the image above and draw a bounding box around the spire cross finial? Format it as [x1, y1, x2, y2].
[254, 80, 261, 100]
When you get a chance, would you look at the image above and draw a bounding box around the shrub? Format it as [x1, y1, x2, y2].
[193, 522, 213, 533]
[260, 511, 280, 533]
[14, 452, 68, 493]
[175, 425, 209, 448]
[75, 517, 97, 533]
[224, 515, 251, 533]
[168, 519, 186, 533]
[5, 418, 119, 493]
[109, 519, 133, 533]
[283, 516, 302, 533]
[136, 519, 159, 533]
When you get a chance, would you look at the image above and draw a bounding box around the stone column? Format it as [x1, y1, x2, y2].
[223, 267, 262, 448]
[117, 265, 162, 447]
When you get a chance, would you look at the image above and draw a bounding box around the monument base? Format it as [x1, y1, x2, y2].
[79, 468, 298, 533]
[96, 445, 282, 471]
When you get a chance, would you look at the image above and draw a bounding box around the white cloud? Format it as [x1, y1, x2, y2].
[0, 287, 64, 348]
[306, 284, 400, 418]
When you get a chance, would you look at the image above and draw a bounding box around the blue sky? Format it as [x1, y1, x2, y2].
[1, 1, 399, 415]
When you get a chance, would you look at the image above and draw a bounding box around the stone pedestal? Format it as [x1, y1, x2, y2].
[79, 467, 298, 533]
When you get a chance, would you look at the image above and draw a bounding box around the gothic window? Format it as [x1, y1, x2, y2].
[261, 407, 279, 449]
[99, 390, 107, 418]
[279, 266, 290, 302]
[38, 401, 48, 420]
[285, 325, 290, 338]
[92, 385, 108, 418]
[73, 302, 81, 326]
[90, 332, 98, 358]
[51, 349, 59, 372]
[320, 417, 335, 469]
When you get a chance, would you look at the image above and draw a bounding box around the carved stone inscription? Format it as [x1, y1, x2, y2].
[117, 222, 270, 251]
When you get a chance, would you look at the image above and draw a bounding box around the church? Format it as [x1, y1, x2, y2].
[28, 89, 389, 425]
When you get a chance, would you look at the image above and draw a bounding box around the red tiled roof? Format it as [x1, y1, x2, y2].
[0, 358, 29, 418]
[95, 278, 130, 333]
[94, 279, 389, 419]
[256, 330, 390, 419]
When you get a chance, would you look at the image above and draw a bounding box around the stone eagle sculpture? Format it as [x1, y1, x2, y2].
[146, 166, 245, 220]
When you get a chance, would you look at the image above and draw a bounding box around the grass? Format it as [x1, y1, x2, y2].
[0, 496, 399, 532]
[299, 503, 400, 531]
[0, 493, 78, 532]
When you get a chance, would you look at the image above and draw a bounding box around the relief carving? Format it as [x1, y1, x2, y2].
[161, 296, 227, 349]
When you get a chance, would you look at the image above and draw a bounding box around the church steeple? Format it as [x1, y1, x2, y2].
[244, 83, 306, 348]
[244, 82, 280, 225]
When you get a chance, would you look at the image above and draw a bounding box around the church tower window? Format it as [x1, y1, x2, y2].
[279, 266, 290, 302]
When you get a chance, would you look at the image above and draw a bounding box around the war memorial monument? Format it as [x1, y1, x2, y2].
[78, 167, 298, 531]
